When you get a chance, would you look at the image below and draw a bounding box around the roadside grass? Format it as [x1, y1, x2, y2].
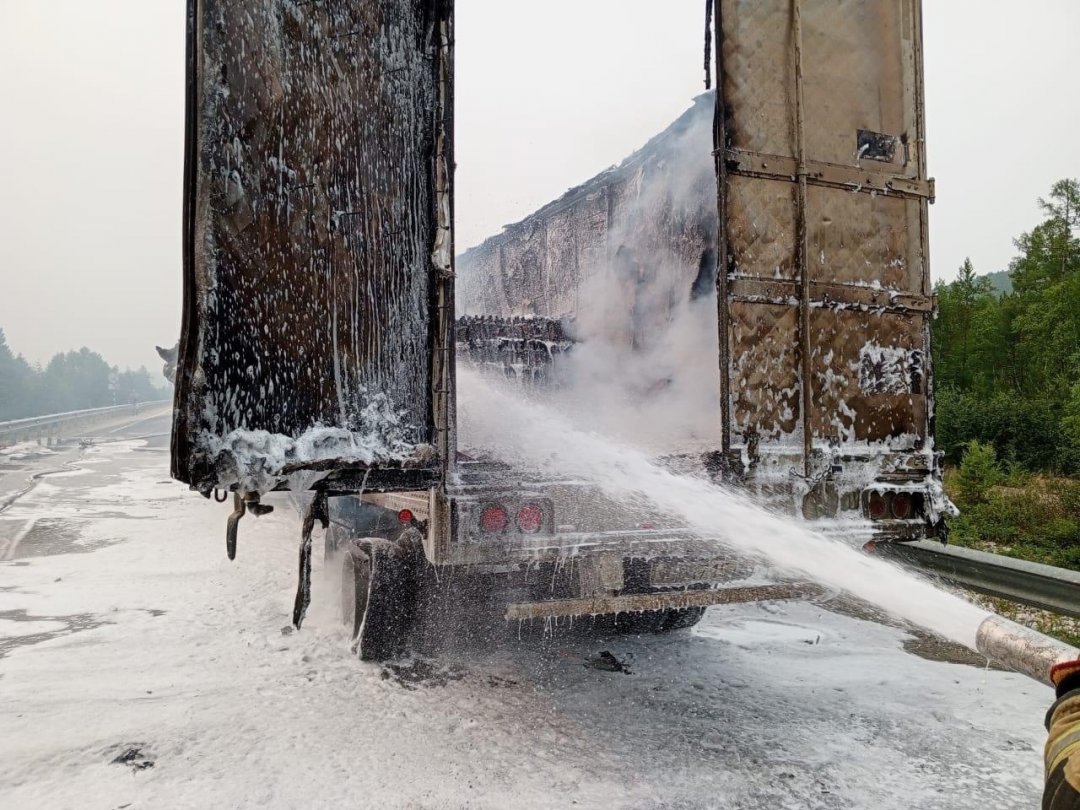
[944, 441, 1080, 648]
[944, 455, 1080, 573]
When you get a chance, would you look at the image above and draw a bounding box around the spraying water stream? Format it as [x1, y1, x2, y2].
[458, 368, 993, 651]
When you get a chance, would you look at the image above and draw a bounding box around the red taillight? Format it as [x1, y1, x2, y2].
[517, 504, 543, 534]
[398, 509, 414, 524]
[890, 493, 914, 520]
[867, 491, 888, 521]
[481, 505, 508, 533]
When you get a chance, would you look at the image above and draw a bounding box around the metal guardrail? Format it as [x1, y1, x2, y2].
[880, 539, 1080, 620]
[0, 400, 172, 447]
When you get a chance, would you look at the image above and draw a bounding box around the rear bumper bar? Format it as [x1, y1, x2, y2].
[504, 582, 823, 621]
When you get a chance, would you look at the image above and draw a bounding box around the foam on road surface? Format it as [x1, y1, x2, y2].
[0, 431, 1050, 809]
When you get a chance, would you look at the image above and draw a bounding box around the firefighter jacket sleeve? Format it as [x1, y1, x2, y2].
[1046, 661, 1080, 809]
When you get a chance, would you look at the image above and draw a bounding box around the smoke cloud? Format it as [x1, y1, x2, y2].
[457, 94, 721, 453]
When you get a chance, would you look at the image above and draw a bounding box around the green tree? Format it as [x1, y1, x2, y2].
[1038, 178, 1080, 279]
[0, 329, 169, 420]
[114, 366, 165, 405]
[953, 440, 1003, 505]
[933, 179, 1080, 473]
[933, 258, 995, 391]
[1009, 179, 1080, 392]
[0, 328, 39, 420]
[41, 348, 113, 412]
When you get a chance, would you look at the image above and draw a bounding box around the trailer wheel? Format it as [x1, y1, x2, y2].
[611, 607, 705, 634]
[611, 610, 667, 634]
[341, 547, 371, 640]
[659, 607, 706, 631]
[340, 536, 422, 662]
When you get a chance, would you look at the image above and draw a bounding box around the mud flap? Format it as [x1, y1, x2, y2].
[293, 492, 329, 629]
[348, 534, 424, 661]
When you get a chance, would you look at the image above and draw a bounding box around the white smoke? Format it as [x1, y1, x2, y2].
[555, 285, 720, 452]
[458, 94, 722, 454]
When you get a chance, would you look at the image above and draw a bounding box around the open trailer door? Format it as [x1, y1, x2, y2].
[174, 0, 455, 496]
[715, 0, 934, 477]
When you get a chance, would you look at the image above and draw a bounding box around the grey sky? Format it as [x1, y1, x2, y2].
[1, 1, 1077, 371]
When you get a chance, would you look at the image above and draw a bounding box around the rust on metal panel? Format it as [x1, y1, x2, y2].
[712, 7, 732, 452]
[718, 2, 795, 158]
[911, 0, 932, 295]
[806, 185, 915, 290]
[801, 1, 907, 169]
[431, 6, 457, 479]
[175, 0, 452, 492]
[729, 279, 932, 314]
[718, 0, 932, 462]
[809, 309, 927, 444]
[505, 583, 824, 621]
[729, 302, 800, 440]
[725, 174, 798, 282]
[723, 149, 935, 201]
[792, 0, 812, 475]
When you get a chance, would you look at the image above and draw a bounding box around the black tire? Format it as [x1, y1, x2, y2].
[610, 606, 705, 634]
[659, 606, 706, 631]
[611, 610, 667, 634]
[340, 536, 422, 662]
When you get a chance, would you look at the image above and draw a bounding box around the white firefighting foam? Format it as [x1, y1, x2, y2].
[458, 368, 991, 650]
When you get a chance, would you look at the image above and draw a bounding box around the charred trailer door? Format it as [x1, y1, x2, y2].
[714, 1, 942, 529]
[175, 0, 455, 496]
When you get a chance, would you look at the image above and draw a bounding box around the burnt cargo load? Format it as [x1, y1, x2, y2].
[174, 0, 455, 497]
[456, 1, 952, 540]
[458, 94, 718, 334]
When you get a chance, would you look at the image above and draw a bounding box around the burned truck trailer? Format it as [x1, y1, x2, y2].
[173, 0, 948, 659]
[459, 11, 950, 541]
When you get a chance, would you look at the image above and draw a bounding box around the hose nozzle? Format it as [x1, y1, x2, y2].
[975, 614, 1079, 687]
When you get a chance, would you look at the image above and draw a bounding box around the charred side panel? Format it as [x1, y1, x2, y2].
[175, 0, 451, 494]
[456, 95, 717, 334]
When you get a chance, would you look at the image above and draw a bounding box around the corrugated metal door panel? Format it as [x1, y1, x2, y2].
[727, 174, 798, 283]
[718, 0, 931, 467]
[174, 0, 452, 494]
[729, 303, 800, 440]
[809, 309, 927, 444]
[806, 186, 915, 291]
